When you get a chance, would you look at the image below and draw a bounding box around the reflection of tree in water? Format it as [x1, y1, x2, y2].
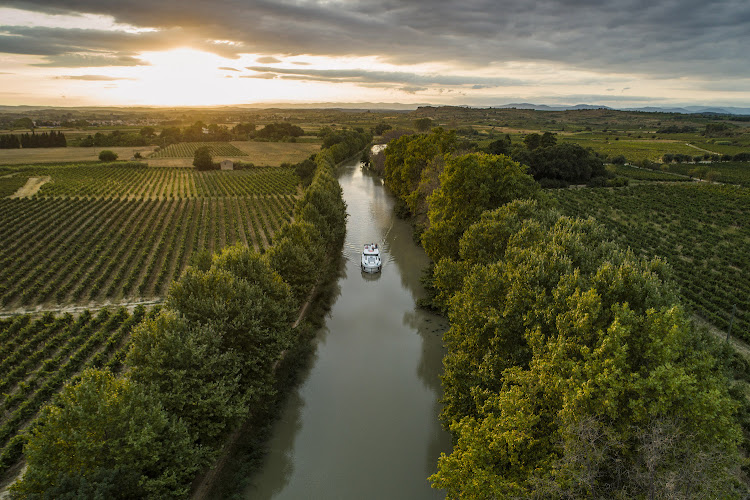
[402, 307, 453, 480]
[244, 391, 306, 499]
[243, 254, 345, 498]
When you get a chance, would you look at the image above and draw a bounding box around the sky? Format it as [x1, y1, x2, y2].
[0, 0, 749, 108]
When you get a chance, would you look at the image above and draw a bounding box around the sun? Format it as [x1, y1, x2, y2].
[110, 49, 240, 106]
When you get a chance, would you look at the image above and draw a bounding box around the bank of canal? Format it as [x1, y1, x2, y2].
[243, 155, 451, 498]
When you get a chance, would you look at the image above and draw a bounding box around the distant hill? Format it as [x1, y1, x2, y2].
[492, 103, 750, 116]
[0, 102, 748, 115]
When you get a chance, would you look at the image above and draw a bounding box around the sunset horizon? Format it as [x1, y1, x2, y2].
[1, 2, 749, 109]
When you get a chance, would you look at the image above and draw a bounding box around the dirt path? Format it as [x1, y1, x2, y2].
[0, 298, 164, 319]
[10, 176, 50, 198]
[694, 315, 750, 360]
[685, 142, 720, 155]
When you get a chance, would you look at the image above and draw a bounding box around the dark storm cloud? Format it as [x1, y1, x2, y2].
[245, 66, 525, 87]
[2, 0, 749, 81]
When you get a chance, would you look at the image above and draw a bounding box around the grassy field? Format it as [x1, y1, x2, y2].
[0, 163, 299, 312]
[0, 146, 158, 165]
[551, 183, 750, 341]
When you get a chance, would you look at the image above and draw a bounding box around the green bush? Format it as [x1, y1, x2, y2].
[98, 150, 118, 161]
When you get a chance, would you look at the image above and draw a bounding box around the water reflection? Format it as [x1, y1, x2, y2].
[244, 158, 451, 499]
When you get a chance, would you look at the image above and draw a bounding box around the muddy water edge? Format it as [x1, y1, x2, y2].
[231, 154, 452, 499]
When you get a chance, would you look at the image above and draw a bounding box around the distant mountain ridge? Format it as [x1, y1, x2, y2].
[494, 102, 750, 115]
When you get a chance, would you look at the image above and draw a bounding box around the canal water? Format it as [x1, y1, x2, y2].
[243, 156, 451, 498]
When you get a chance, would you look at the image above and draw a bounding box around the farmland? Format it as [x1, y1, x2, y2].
[665, 161, 750, 187]
[7, 163, 298, 199]
[0, 164, 299, 312]
[0, 306, 153, 476]
[150, 141, 248, 158]
[606, 163, 692, 182]
[561, 135, 706, 163]
[0, 146, 158, 165]
[552, 183, 750, 341]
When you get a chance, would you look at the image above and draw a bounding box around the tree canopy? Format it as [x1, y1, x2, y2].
[421, 152, 540, 262]
[192, 145, 213, 170]
[429, 200, 743, 498]
[12, 369, 199, 499]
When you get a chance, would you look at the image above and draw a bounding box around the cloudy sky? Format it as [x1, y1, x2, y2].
[0, 0, 748, 107]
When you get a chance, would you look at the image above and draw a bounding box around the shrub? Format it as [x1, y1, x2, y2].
[98, 150, 118, 161]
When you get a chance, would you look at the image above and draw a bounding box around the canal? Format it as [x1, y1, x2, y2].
[243, 154, 451, 498]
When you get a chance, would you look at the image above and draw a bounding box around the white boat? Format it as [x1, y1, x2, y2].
[361, 243, 382, 273]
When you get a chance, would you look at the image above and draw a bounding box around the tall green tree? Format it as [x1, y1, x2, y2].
[430, 205, 743, 498]
[421, 152, 539, 262]
[127, 312, 250, 447]
[12, 369, 199, 499]
[193, 145, 213, 170]
[166, 245, 295, 402]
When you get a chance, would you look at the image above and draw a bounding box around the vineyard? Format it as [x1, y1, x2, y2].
[8, 163, 299, 199]
[552, 183, 750, 340]
[607, 163, 692, 182]
[0, 306, 152, 476]
[0, 164, 299, 310]
[562, 136, 701, 163]
[150, 142, 248, 158]
[665, 161, 750, 187]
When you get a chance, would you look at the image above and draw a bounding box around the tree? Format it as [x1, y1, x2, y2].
[430, 205, 743, 498]
[127, 312, 251, 447]
[166, 245, 296, 401]
[193, 145, 213, 170]
[12, 117, 34, 130]
[689, 166, 708, 180]
[12, 369, 199, 499]
[266, 221, 325, 303]
[98, 150, 118, 161]
[486, 134, 511, 156]
[414, 117, 433, 132]
[384, 128, 459, 215]
[255, 122, 304, 140]
[523, 133, 542, 150]
[421, 152, 540, 262]
[373, 122, 392, 135]
[611, 154, 627, 165]
[139, 126, 156, 138]
[514, 143, 605, 184]
[540, 131, 557, 148]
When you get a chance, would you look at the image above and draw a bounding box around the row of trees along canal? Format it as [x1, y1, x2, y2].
[7, 129, 370, 498]
[373, 128, 747, 498]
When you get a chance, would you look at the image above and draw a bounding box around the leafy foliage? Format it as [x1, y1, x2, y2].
[421, 152, 540, 262]
[429, 200, 743, 497]
[12, 369, 199, 499]
[98, 150, 118, 161]
[255, 122, 305, 140]
[193, 145, 213, 170]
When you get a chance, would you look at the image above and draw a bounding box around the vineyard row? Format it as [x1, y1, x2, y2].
[0, 195, 296, 310]
[7, 165, 298, 199]
[0, 307, 153, 476]
[552, 183, 750, 340]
